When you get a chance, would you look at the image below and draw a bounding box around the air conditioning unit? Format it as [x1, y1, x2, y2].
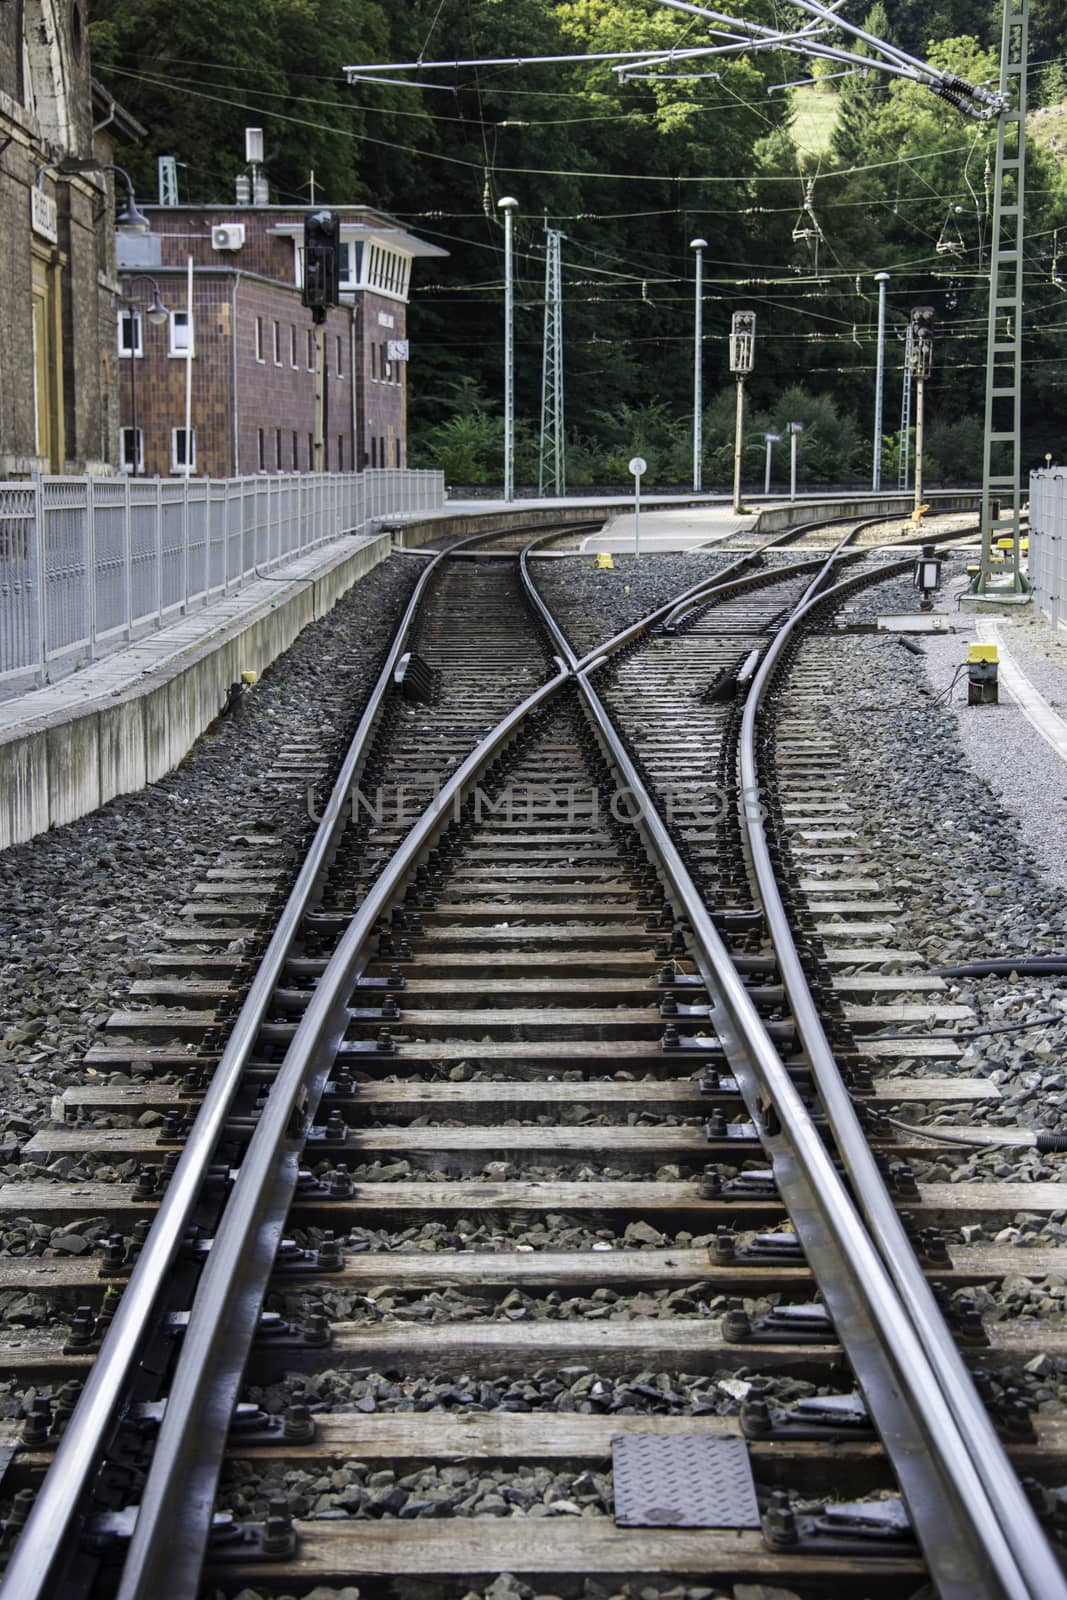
[211, 223, 246, 251]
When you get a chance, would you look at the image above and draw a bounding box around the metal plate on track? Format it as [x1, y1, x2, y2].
[611, 1434, 760, 1528]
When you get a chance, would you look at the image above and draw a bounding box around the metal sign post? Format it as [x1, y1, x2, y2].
[787, 421, 804, 502]
[629, 455, 646, 558]
[763, 431, 782, 496]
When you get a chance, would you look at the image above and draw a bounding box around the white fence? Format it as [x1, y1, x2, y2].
[0, 469, 444, 693]
[1029, 468, 1067, 629]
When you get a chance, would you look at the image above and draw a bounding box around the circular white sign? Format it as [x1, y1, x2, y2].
[629, 456, 647, 477]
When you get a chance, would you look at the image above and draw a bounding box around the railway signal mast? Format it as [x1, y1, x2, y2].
[539, 224, 566, 497]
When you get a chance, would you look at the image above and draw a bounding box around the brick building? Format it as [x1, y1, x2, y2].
[1, 3, 144, 475]
[116, 204, 446, 477]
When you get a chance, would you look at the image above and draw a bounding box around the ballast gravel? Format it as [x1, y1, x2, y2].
[0, 558, 419, 1166]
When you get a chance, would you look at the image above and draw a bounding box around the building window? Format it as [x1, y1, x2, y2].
[272, 319, 281, 365]
[257, 428, 265, 471]
[395, 437, 401, 467]
[335, 335, 343, 378]
[292, 430, 299, 469]
[338, 240, 363, 289]
[120, 426, 143, 472]
[369, 342, 377, 381]
[370, 436, 377, 468]
[338, 434, 344, 470]
[306, 328, 314, 369]
[379, 435, 385, 467]
[275, 428, 283, 470]
[117, 309, 142, 358]
[289, 325, 297, 368]
[169, 309, 194, 358]
[171, 427, 196, 473]
[254, 316, 264, 362]
[307, 432, 313, 468]
[381, 342, 391, 382]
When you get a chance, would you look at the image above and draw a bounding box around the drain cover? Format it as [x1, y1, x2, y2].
[612, 1434, 760, 1529]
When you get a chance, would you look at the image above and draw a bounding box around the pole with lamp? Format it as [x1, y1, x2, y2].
[787, 419, 804, 501]
[302, 210, 341, 472]
[728, 310, 755, 514]
[909, 305, 935, 518]
[115, 275, 170, 475]
[498, 196, 518, 503]
[872, 270, 890, 491]
[690, 238, 707, 492]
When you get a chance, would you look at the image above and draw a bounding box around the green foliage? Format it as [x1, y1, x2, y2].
[88, 0, 1067, 483]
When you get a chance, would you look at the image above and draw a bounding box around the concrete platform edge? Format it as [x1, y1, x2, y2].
[0, 531, 393, 852]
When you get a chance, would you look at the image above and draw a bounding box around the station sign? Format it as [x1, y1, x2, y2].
[30, 188, 57, 244]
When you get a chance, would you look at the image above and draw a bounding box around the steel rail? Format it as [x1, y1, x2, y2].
[738, 555, 1067, 1600]
[0, 525, 537, 1600]
[114, 664, 571, 1600]
[523, 540, 1065, 1597]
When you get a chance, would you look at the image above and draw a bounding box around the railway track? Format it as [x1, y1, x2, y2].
[0, 517, 1064, 1600]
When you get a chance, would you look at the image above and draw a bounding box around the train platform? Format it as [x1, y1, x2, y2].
[0, 527, 393, 850]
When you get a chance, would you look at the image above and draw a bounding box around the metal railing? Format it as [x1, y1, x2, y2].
[1029, 467, 1067, 628]
[0, 469, 445, 695]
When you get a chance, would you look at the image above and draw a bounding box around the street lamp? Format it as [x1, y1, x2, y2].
[728, 309, 755, 514]
[908, 305, 935, 516]
[498, 196, 518, 503]
[117, 274, 170, 476]
[690, 238, 707, 492]
[786, 420, 804, 501]
[872, 270, 890, 491]
[40, 159, 152, 235]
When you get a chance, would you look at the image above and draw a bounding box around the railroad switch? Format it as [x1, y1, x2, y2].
[701, 1165, 777, 1200]
[741, 1390, 874, 1441]
[967, 640, 999, 704]
[226, 1402, 317, 1445]
[724, 1300, 835, 1344]
[697, 1066, 741, 1096]
[704, 1111, 759, 1143]
[762, 1490, 918, 1557]
[913, 541, 942, 610]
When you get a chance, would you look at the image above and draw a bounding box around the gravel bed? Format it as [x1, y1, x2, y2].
[775, 562, 1067, 1271]
[246, 1366, 821, 1420]
[922, 585, 1067, 899]
[339, 1160, 705, 1184]
[267, 1283, 781, 1326]
[0, 558, 419, 1169]
[320, 1219, 718, 1254]
[531, 553, 736, 655]
[202, 1578, 823, 1600]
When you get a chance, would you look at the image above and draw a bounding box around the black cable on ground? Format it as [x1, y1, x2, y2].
[936, 958, 1067, 978]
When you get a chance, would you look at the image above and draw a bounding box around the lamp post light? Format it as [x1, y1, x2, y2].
[787, 420, 804, 501]
[118, 275, 169, 476]
[728, 309, 756, 514]
[872, 270, 890, 491]
[690, 238, 707, 492]
[41, 159, 151, 235]
[908, 305, 935, 516]
[763, 431, 782, 496]
[498, 196, 518, 503]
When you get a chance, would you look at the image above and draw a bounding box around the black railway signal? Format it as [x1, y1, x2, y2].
[302, 209, 341, 323]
